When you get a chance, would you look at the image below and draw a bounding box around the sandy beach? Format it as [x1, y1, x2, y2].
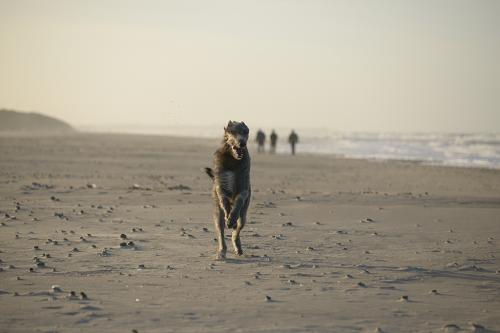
[1, 132, 499, 333]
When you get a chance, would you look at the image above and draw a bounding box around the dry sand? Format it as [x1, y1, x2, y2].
[1, 133, 499, 333]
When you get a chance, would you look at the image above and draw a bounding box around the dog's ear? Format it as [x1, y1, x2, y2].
[225, 120, 233, 131]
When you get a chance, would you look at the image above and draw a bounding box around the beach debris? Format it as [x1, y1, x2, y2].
[51, 285, 63, 292]
[80, 292, 88, 300]
[281, 222, 293, 227]
[86, 183, 97, 189]
[130, 184, 151, 190]
[168, 184, 191, 191]
[54, 212, 66, 219]
[469, 322, 486, 333]
[23, 182, 54, 190]
[67, 291, 78, 300]
[99, 248, 112, 256]
[442, 324, 460, 332]
[264, 295, 272, 302]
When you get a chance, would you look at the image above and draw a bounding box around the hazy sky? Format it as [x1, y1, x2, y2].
[1, 0, 499, 132]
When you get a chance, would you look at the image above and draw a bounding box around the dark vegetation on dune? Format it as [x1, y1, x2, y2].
[0, 109, 74, 132]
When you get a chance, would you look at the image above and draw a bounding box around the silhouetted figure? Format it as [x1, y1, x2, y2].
[256, 129, 266, 153]
[269, 130, 278, 154]
[288, 130, 299, 155]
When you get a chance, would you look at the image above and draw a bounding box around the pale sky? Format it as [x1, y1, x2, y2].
[1, 0, 499, 132]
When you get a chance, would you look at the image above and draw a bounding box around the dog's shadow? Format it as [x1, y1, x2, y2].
[222, 255, 271, 265]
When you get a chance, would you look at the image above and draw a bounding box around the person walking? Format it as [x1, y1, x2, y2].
[256, 129, 266, 153]
[288, 130, 299, 155]
[269, 130, 278, 154]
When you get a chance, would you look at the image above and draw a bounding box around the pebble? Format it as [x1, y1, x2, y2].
[265, 295, 272, 302]
[120, 234, 127, 239]
[442, 324, 460, 332]
[80, 291, 88, 300]
[400, 295, 409, 301]
[100, 249, 111, 256]
[51, 285, 63, 292]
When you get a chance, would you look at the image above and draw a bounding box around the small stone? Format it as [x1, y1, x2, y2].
[51, 285, 62, 292]
[265, 295, 272, 302]
[80, 291, 88, 300]
[357, 282, 366, 287]
[120, 234, 127, 239]
[138, 264, 146, 269]
[442, 324, 460, 333]
[400, 295, 409, 301]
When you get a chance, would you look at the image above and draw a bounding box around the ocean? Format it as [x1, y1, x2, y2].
[275, 132, 500, 169]
[79, 125, 500, 169]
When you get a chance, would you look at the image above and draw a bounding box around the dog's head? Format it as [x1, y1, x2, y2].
[224, 120, 249, 160]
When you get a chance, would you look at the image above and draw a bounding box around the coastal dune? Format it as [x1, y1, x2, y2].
[0, 133, 499, 333]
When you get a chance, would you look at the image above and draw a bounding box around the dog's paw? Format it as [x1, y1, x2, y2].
[215, 249, 226, 261]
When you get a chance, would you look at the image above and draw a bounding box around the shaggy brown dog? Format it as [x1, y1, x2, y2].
[205, 121, 251, 259]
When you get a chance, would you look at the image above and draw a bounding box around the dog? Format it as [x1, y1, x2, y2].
[205, 121, 251, 259]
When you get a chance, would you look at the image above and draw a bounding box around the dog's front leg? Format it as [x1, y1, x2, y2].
[226, 190, 249, 229]
[215, 185, 231, 221]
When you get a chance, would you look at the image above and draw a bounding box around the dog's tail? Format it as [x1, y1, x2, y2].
[204, 167, 214, 180]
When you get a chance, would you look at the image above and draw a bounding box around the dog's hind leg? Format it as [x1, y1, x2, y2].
[226, 190, 249, 229]
[231, 197, 249, 256]
[213, 205, 227, 260]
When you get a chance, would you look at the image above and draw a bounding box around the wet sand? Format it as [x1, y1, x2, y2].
[1, 133, 499, 333]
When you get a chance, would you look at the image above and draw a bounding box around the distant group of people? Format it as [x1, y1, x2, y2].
[255, 129, 299, 155]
